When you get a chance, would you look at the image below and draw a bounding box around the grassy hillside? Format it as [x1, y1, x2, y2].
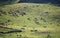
[0, 3, 60, 38]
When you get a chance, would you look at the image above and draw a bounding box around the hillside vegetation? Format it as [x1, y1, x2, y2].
[0, 2, 60, 38]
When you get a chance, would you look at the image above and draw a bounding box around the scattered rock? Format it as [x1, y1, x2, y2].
[7, 20, 11, 22]
[0, 23, 5, 25]
[16, 10, 20, 13]
[43, 26, 47, 28]
[23, 7, 27, 9]
[17, 34, 22, 38]
[36, 5, 39, 7]
[35, 21, 40, 25]
[20, 12, 26, 16]
[17, 35, 19, 36]
[4, 20, 11, 23]
[30, 30, 34, 32]
[21, 28, 25, 30]
[23, 25, 26, 27]
[27, 18, 30, 20]
[33, 18, 40, 25]
[0, 10, 6, 15]
[40, 17, 46, 22]
[34, 18, 38, 22]
[45, 11, 49, 14]
[8, 11, 12, 14]
[9, 10, 19, 17]
[12, 12, 17, 16]
[30, 30, 38, 32]
[19, 35, 22, 36]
